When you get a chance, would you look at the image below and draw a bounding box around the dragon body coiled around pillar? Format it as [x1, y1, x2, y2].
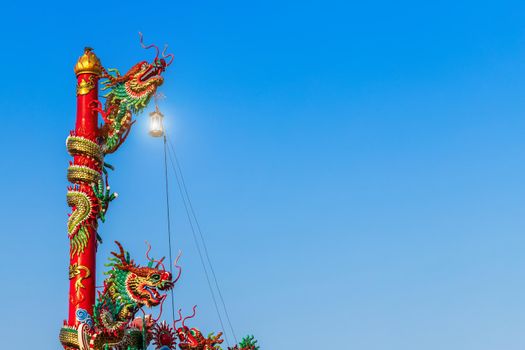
[63, 36, 261, 350]
[66, 35, 173, 256]
[66, 135, 103, 256]
[64, 37, 175, 350]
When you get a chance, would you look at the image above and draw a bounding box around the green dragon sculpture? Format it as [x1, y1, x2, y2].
[60, 241, 181, 350]
[66, 34, 173, 257]
[96, 33, 173, 155]
[63, 37, 261, 350]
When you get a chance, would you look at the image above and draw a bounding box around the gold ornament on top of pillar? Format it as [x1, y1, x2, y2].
[74, 47, 103, 76]
[75, 48, 102, 96]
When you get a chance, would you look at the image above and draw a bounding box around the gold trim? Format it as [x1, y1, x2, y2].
[67, 165, 101, 184]
[59, 327, 79, 348]
[70, 263, 91, 302]
[77, 76, 96, 95]
[66, 135, 103, 163]
[74, 47, 102, 76]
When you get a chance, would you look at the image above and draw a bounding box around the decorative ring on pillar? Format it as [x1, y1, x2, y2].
[77, 76, 97, 96]
[67, 165, 101, 184]
[66, 136, 103, 164]
[59, 326, 79, 348]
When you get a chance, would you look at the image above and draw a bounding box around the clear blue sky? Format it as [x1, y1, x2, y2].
[1, 1, 525, 349]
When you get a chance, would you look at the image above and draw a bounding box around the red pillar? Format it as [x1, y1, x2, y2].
[67, 48, 102, 326]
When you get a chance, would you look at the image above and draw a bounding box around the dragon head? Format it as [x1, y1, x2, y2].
[120, 58, 165, 107]
[176, 326, 201, 349]
[175, 307, 224, 350]
[93, 242, 182, 347]
[106, 241, 181, 309]
[101, 33, 174, 114]
[127, 33, 173, 100]
[124, 265, 173, 307]
[97, 33, 174, 154]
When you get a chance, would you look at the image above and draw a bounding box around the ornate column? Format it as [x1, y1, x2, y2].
[66, 47, 103, 326]
[59, 38, 180, 349]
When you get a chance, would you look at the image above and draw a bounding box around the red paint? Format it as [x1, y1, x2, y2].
[68, 71, 101, 326]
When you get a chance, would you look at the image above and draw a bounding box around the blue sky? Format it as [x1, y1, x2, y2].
[1, 1, 525, 349]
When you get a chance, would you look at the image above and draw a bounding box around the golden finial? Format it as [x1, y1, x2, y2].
[74, 47, 102, 76]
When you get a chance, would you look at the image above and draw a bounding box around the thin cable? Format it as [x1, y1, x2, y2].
[163, 135, 176, 323]
[166, 149, 230, 346]
[165, 134, 238, 344]
[164, 141, 231, 347]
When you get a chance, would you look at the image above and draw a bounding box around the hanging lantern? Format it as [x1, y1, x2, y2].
[149, 106, 164, 137]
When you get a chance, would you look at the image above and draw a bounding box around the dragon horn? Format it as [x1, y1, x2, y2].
[144, 241, 167, 269]
[174, 309, 183, 328]
[145, 241, 152, 260]
[162, 44, 174, 66]
[145, 241, 155, 267]
[173, 250, 182, 283]
[138, 32, 160, 60]
[182, 305, 197, 327]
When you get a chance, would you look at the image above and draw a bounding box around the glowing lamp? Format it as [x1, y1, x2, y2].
[149, 106, 164, 137]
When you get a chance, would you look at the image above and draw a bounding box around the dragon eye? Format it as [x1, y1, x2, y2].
[190, 330, 196, 336]
[150, 273, 160, 281]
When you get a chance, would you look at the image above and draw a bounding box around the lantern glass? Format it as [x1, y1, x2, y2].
[149, 109, 164, 137]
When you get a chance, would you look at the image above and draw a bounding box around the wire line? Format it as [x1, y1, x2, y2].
[163, 135, 176, 323]
[165, 134, 239, 344]
[164, 135, 231, 347]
